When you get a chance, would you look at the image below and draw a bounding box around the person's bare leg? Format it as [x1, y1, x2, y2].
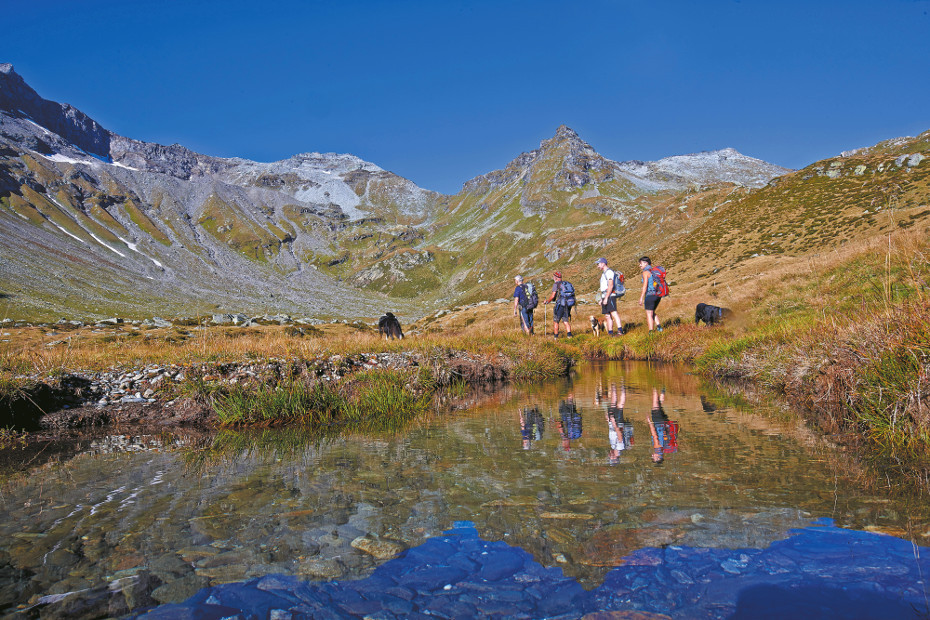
[610, 310, 622, 334]
[645, 309, 656, 331]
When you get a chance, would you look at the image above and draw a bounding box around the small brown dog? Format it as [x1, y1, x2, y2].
[589, 315, 601, 336]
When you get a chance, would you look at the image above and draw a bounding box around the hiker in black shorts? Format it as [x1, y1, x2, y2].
[543, 271, 573, 338]
[596, 257, 624, 336]
[638, 256, 662, 332]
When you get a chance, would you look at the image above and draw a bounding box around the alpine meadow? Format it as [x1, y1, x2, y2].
[1, 61, 929, 484]
[3, 0, 930, 607]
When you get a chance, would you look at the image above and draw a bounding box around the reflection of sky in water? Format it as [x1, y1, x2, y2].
[140, 520, 930, 619]
[2, 361, 929, 616]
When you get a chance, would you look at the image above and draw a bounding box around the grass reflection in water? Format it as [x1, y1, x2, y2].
[1, 361, 928, 617]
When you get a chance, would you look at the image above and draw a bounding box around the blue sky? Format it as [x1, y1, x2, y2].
[6, 0, 930, 193]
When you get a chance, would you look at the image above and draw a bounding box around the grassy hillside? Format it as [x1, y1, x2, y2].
[313, 128, 928, 318]
[2, 122, 929, 323]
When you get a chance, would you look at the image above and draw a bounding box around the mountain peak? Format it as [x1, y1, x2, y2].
[0, 62, 111, 158]
[554, 125, 580, 141]
[0, 63, 32, 105]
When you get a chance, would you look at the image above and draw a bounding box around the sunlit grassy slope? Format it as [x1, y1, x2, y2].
[392, 129, 930, 310]
[2, 123, 928, 320]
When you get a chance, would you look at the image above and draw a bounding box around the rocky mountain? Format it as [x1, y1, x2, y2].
[13, 63, 910, 322]
[615, 147, 791, 190]
[0, 64, 110, 159]
[0, 64, 443, 319]
[361, 126, 791, 306]
[463, 126, 789, 202]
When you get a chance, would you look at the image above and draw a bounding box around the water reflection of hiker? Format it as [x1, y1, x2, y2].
[513, 275, 535, 336]
[519, 405, 544, 450]
[606, 383, 633, 465]
[556, 394, 582, 451]
[647, 387, 679, 464]
[543, 271, 574, 339]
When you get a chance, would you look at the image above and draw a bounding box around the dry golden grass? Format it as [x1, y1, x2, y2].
[1, 225, 925, 379]
[0, 317, 568, 380]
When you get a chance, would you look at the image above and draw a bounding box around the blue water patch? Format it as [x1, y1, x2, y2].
[134, 520, 930, 619]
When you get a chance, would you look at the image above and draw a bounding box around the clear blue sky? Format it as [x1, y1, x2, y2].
[6, 0, 930, 193]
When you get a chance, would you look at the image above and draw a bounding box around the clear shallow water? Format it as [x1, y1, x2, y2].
[1, 361, 928, 618]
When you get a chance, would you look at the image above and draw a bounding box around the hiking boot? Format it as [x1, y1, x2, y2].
[656, 325, 663, 332]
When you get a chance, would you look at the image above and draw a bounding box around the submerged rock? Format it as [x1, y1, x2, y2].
[350, 536, 405, 560]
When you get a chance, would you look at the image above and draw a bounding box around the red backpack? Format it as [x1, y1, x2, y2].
[649, 266, 669, 297]
[663, 421, 679, 453]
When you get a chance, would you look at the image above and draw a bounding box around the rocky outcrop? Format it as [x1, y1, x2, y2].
[616, 147, 792, 190]
[0, 64, 111, 159]
[109, 135, 231, 179]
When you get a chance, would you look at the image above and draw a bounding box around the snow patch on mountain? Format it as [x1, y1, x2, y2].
[88, 232, 126, 257]
[118, 236, 164, 268]
[44, 153, 96, 165]
[51, 222, 85, 244]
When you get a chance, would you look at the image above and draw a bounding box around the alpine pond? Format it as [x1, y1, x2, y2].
[1, 361, 928, 618]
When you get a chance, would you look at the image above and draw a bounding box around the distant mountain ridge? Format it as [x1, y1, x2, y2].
[463, 125, 790, 200]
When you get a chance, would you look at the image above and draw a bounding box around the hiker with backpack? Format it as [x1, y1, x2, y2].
[596, 257, 625, 336]
[513, 275, 536, 335]
[543, 271, 574, 338]
[638, 256, 668, 332]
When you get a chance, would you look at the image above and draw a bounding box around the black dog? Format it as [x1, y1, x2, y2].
[695, 303, 731, 326]
[378, 312, 404, 340]
[589, 315, 602, 336]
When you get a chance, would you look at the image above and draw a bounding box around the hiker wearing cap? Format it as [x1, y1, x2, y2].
[512, 275, 534, 336]
[596, 257, 624, 336]
[543, 271, 574, 338]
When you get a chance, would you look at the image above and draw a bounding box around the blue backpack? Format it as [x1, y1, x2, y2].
[522, 283, 539, 310]
[559, 281, 576, 307]
[611, 271, 626, 298]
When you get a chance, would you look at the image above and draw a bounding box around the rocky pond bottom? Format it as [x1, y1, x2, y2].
[3, 361, 930, 618]
[138, 520, 928, 619]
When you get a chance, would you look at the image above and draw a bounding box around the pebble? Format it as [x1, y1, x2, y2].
[350, 537, 406, 560]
